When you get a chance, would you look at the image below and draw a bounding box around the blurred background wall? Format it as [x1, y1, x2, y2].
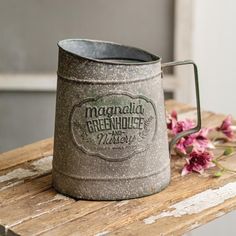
[0, 0, 174, 73]
[0, 0, 174, 152]
[192, 0, 236, 116]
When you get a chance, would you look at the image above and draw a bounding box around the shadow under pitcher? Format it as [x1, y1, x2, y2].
[53, 39, 201, 200]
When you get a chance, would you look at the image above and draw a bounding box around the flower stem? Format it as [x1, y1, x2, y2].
[213, 160, 236, 173]
[214, 144, 236, 148]
[214, 154, 224, 161]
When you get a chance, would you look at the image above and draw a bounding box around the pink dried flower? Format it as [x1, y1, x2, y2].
[167, 110, 195, 136]
[172, 119, 195, 135]
[171, 110, 177, 120]
[175, 136, 195, 155]
[167, 110, 178, 130]
[167, 110, 216, 155]
[181, 150, 215, 176]
[216, 115, 234, 139]
[167, 110, 236, 177]
[174, 128, 214, 155]
[193, 128, 215, 150]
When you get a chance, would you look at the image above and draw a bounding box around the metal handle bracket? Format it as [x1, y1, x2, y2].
[162, 60, 201, 152]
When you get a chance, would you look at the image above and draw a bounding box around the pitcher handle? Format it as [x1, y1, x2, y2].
[161, 60, 201, 153]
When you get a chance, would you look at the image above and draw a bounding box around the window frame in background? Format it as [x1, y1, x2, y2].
[0, 0, 194, 104]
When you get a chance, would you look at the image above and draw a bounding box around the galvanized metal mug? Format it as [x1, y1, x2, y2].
[53, 39, 201, 200]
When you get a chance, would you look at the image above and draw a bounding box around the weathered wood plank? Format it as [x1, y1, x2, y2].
[0, 189, 75, 236]
[165, 100, 194, 113]
[0, 175, 51, 207]
[0, 138, 53, 171]
[0, 101, 235, 236]
[8, 200, 112, 236]
[110, 183, 236, 236]
[36, 165, 236, 236]
[0, 156, 52, 193]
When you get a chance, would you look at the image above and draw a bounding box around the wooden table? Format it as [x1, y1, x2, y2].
[1, 100, 236, 236]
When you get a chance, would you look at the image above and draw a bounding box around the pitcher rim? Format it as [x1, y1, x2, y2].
[58, 38, 161, 66]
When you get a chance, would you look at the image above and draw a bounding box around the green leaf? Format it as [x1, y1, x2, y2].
[214, 171, 223, 178]
[223, 147, 234, 156]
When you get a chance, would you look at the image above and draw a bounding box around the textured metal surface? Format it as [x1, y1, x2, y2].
[52, 39, 199, 200]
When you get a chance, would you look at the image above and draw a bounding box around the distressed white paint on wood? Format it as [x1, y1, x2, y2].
[115, 200, 129, 207]
[36, 194, 69, 206]
[0, 156, 52, 191]
[0, 169, 36, 184]
[94, 231, 110, 236]
[143, 181, 236, 225]
[31, 156, 53, 172]
[188, 222, 201, 231]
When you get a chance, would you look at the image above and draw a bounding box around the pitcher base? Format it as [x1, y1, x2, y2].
[52, 166, 170, 200]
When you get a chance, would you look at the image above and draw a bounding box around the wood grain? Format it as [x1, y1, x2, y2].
[0, 156, 52, 193]
[0, 138, 53, 171]
[9, 201, 112, 236]
[0, 101, 235, 236]
[111, 187, 236, 236]
[37, 171, 236, 236]
[0, 175, 51, 207]
[0, 189, 74, 235]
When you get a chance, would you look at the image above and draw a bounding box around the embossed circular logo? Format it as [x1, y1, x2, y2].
[70, 92, 157, 161]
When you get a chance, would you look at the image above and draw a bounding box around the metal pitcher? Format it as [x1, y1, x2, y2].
[52, 39, 201, 200]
